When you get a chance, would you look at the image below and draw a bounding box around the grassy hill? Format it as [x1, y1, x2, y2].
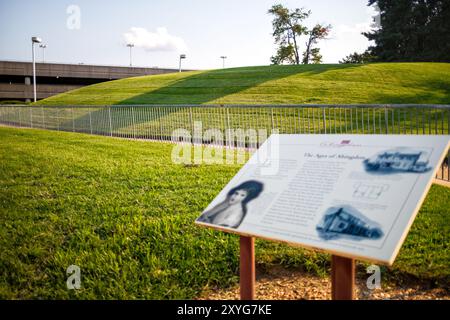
[35, 63, 450, 106]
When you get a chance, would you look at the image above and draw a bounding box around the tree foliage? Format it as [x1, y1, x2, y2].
[270, 44, 296, 65]
[339, 50, 375, 64]
[364, 0, 450, 62]
[310, 48, 323, 64]
[302, 24, 331, 64]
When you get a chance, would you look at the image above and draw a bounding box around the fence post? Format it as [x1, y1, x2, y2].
[131, 106, 136, 139]
[42, 107, 45, 129]
[448, 108, 450, 135]
[89, 108, 93, 134]
[189, 107, 194, 145]
[72, 107, 75, 132]
[108, 106, 113, 137]
[226, 107, 232, 148]
[159, 107, 164, 141]
[322, 108, 327, 134]
[56, 108, 60, 131]
[361, 108, 364, 133]
[30, 107, 33, 128]
[384, 105, 389, 134]
[271, 108, 275, 130]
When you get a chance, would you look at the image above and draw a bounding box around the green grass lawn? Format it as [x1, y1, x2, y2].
[35, 63, 450, 106]
[1, 126, 448, 299]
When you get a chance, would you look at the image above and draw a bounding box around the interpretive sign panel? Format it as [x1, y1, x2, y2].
[195, 135, 450, 265]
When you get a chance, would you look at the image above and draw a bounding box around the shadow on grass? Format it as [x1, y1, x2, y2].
[117, 64, 363, 105]
[369, 87, 450, 105]
[63, 63, 450, 136]
[65, 64, 364, 134]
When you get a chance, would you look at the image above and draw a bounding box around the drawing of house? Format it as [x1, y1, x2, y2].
[316, 207, 383, 240]
[364, 148, 431, 173]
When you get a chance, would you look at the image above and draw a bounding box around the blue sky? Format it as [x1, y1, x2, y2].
[0, 0, 376, 69]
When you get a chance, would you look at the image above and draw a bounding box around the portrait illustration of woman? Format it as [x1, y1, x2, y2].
[196, 180, 264, 229]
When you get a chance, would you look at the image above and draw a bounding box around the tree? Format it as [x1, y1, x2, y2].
[339, 50, 375, 64]
[268, 4, 310, 65]
[364, 0, 450, 62]
[268, 4, 332, 65]
[302, 24, 331, 64]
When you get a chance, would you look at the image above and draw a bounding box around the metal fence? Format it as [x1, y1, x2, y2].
[0, 104, 449, 181]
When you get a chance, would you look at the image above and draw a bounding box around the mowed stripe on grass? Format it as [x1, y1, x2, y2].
[35, 63, 450, 106]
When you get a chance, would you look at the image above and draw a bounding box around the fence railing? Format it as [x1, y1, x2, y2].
[0, 104, 449, 182]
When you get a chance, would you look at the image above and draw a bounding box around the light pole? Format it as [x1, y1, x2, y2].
[220, 56, 227, 68]
[39, 44, 47, 63]
[31, 36, 42, 102]
[126, 43, 134, 67]
[179, 54, 186, 72]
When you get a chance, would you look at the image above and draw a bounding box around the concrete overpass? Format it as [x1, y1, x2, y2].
[0, 61, 183, 102]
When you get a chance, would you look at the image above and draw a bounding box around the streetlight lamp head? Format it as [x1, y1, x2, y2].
[179, 54, 186, 72]
[220, 56, 227, 68]
[32, 36, 42, 43]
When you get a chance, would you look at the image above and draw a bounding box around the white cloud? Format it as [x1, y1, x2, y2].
[335, 22, 371, 36]
[123, 27, 187, 52]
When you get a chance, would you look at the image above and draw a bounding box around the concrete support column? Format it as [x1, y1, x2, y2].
[25, 77, 31, 102]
